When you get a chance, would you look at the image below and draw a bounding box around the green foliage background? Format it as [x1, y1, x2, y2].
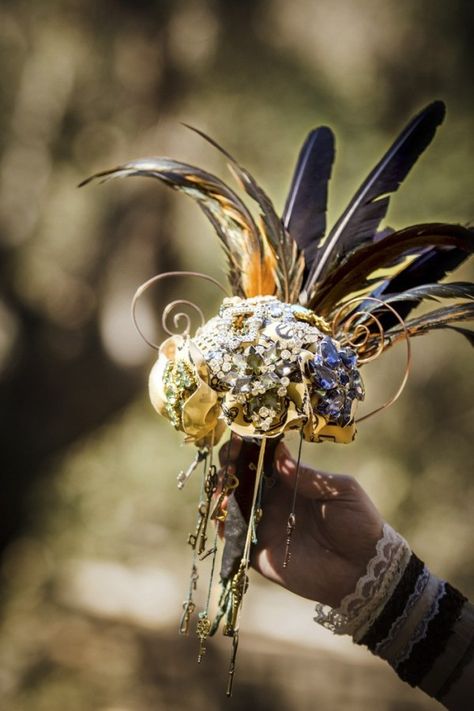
[0, 1, 472, 709]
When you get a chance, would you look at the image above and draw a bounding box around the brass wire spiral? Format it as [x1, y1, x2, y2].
[332, 296, 412, 422]
[131, 271, 229, 349]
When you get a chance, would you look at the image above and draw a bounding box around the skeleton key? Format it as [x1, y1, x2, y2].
[188, 465, 217, 553]
[187, 501, 207, 551]
[223, 562, 248, 637]
[178, 563, 199, 634]
[179, 599, 196, 635]
[177, 449, 207, 490]
[196, 612, 211, 663]
[210, 471, 239, 522]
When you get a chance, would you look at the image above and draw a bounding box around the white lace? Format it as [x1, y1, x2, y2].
[313, 523, 411, 637]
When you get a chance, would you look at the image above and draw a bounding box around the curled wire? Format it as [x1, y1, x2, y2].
[332, 297, 411, 423]
[132, 271, 229, 350]
[162, 300, 204, 338]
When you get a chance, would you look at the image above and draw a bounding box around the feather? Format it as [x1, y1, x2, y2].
[350, 245, 472, 331]
[445, 326, 474, 346]
[80, 157, 277, 299]
[380, 245, 469, 294]
[355, 282, 474, 337]
[386, 302, 474, 344]
[303, 101, 446, 300]
[371, 281, 474, 306]
[311, 223, 474, 317]
[183, 125, 304, 303]
[282, 127, 335, 272]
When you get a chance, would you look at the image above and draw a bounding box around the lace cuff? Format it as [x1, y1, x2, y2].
[313, 523, 411, 637]
[313, 522, 469, 698]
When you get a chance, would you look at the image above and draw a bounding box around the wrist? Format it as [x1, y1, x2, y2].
[314, 523, 411, 636]
[313, 523, 470, 701]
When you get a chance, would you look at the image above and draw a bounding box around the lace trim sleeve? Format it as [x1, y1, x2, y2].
[313, 523, 411, 636]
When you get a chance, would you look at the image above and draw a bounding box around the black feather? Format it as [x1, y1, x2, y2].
[387, 302, 474, 342]
[372, 245, 471, 329]
[378, 281, 474, 305]
[312, 223, 473, 316]
[282, 127, 335, 273]
[304, 100, 446, 298]
[380, 245, 469, 295]
[446, 326, 474, 346]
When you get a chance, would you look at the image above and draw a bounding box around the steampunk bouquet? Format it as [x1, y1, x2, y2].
[83, 101, 473, 694]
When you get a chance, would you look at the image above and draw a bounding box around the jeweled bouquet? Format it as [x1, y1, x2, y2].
[151, 295, 364, 444]
[82, 100, 473, 694]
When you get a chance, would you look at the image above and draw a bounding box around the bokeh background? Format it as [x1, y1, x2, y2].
[0, 1, 472, 709]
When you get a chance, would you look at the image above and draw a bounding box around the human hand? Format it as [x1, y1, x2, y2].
[219, 437, 384, 609]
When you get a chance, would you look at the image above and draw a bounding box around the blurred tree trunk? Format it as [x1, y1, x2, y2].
[0, 1, 191, 563]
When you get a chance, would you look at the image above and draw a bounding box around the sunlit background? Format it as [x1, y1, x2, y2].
[0, 1, 472, 709]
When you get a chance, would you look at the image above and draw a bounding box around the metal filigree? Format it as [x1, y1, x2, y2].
[332, 297, 411, 423]
[131, 271, 229, 349]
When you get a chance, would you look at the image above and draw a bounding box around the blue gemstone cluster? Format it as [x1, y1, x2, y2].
[307, 336, 364, 426]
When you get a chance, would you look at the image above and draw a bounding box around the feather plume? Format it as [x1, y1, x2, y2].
[79, 157, 278, 299]
[183, 125, 304, 302]
[371, 245, 471, 329]
[386, 302, 474, 343]
[282, 127, 335, 273]
[355, 282, 474, 337]
[303, 101, 446, 301]
[312, 223, 474, 317]
[378, 281, 474, 304]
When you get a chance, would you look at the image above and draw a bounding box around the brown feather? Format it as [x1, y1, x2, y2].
[80, 157, 279, 299]
[183, 125, 304, 302]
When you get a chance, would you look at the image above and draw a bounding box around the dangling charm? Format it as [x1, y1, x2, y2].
[221, 437, 267, 690]
[211, 471, 239, 522]
[179, 563, 199, 635]
[187, 464, 218, 554]
[179, 599, 196, 635]
[223, 561, 249, 638]
[196, 611, 212, 662]
[177, 448, 208, 490]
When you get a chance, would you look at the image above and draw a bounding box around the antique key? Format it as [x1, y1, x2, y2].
[196, 612, 211, 663]
[178, 563, 199, 634]
[179, 600, 196, 635]
[177, 448, 207, 490]
[188, 465, 218, 554]
[210, 471, 239, 522]
[223, 561, 248, 638]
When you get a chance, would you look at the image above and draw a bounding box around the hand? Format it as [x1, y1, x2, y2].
[219, 437, 384, 609]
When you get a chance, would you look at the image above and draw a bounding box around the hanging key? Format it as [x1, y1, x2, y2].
[177, 448, 207, 490]
[210, 471, 239, 522]
[196, 612, 211, 663]
[187, 465, 217, 554]
[179, 599, 196, 635]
